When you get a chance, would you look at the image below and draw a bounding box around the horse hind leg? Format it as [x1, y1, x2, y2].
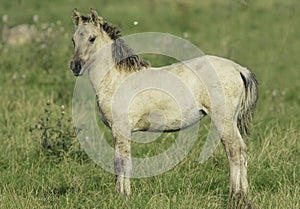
[217, 120, 250, 205]
[238, 129, 249, 195]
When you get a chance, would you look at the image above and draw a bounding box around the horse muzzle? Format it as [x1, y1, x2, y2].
[70, 59, 85, 76]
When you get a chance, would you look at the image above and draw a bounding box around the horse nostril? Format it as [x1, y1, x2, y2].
[70, 60, 75, 71]
[76, 60, 82, 71]
[70, 60, 83, 75]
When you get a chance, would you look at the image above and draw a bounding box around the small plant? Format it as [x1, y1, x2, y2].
[30, 100, 88, 161]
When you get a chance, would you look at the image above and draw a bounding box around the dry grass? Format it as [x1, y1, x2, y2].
[0, 0, 299, 208]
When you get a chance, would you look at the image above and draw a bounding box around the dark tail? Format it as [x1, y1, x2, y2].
[238, 69, 258, 136]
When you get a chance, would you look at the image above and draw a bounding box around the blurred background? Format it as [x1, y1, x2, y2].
[0, 0, 299, 208]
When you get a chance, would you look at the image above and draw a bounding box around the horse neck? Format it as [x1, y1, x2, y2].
[87, 41, 126, 92]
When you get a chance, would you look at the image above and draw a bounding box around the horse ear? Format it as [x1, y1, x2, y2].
[90, 8, 103, 25]
[72, 8, 82, 26]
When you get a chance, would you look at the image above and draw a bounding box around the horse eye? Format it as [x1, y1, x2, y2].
[89, 36, 96, 43]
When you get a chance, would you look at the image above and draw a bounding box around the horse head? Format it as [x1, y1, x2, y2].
[70, 8, 108, 76]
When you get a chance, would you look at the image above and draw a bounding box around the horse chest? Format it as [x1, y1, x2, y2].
[96, 101, 111, 127]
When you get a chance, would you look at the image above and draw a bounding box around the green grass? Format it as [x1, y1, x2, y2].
[0, 0, 299, 208]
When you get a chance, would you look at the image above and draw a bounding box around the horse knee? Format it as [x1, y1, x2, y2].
[221, 139, 241, 163]
[220, 128, 246, 161]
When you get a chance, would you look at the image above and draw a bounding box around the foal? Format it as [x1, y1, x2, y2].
[70, 9, 258, 206]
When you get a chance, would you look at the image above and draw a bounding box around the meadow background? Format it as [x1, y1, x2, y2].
[0, 0, 299, 208]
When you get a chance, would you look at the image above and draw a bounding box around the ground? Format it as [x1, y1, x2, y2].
[0, 0, 299, 208]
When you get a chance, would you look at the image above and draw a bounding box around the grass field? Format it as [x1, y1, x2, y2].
[0, 0, 299, 208]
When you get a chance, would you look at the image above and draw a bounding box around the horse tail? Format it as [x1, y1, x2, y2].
[237, 68, 258, 136]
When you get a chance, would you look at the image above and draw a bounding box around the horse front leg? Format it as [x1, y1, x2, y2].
[112, 126, 132, 195]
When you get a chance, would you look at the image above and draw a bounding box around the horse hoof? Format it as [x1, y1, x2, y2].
[227, 194, 259, 209]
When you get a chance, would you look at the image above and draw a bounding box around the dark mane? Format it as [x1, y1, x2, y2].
[102, 22, 150, 71]
[78, 13, 150, 71]
[102, 22, 121, 40]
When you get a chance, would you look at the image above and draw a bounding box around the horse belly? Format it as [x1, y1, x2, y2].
[130, 91, 204, 132]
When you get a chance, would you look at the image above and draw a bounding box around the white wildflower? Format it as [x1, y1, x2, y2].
[39, 44, 47, 49]
[33, 15, 39, 23]
[12, 73, 17, 81]
[183, 32, 189, 38]
[2, 15, 8, 23]
[272, 89, 277, 98]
